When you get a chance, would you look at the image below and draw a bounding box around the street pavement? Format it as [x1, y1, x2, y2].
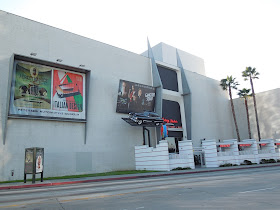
[1, 164, 280, 209]
[1, 163, 280, 190]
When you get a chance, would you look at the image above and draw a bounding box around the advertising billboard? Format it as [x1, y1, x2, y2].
[9, 60, 86, 121]
[116, 80, 156, 113]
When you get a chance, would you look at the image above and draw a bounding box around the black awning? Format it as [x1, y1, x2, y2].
[168, 131, 183, 138]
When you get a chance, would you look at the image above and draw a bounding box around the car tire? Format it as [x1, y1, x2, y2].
[137, 120, 143, 125]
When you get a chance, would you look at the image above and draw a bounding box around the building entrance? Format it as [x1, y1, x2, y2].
[165, 130, 183, 153]
[166, 137, 182, 153]
[193, 147, 205, 167]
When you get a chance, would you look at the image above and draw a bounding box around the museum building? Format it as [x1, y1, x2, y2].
[0, 10, 250, 181]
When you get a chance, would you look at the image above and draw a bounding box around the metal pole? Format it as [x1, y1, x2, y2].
[142, 126, 146, 145]
[147, 128, 151, 147]
[32, 148, 36, 183]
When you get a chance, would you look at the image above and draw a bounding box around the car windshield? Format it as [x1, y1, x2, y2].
[145, 112, 159, 117]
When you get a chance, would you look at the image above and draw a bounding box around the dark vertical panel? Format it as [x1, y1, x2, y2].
[157, 65, 178, 92]
[162, 99, 182, 127]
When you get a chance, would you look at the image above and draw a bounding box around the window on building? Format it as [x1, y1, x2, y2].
[162, 100, 182, 128]
[157, 65, 178, 92]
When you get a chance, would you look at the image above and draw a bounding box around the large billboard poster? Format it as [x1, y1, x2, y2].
[13, 62, 52, 109]
[9, 60, 86, 120]
[52, 69, 84, 113]
[116, 79, 156, 113]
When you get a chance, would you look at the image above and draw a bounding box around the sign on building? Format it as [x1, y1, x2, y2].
[116, 79, 156, 114]
[9, 60, 86, 121]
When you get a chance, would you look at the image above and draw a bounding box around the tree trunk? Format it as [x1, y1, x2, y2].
[229, 86, 240, 141]
[244, 97, 252, 139]
[250, 76, 261, 141]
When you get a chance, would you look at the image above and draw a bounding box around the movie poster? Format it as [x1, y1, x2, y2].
[36, 149, 44, 173]
[9, 60, 86, 121]
[24, 149, 34, 174]
[13, 62, 52, 109]
[52, 69, 84, 113]
[116, 79, 156, 113]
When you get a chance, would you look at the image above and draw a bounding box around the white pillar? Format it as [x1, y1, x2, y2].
[202, 140, 218, 168]
[223, 139, 239, 165]
[178, 140, 195, 169]
[260, 139, 276, 160]
[242, 139, 258, 163]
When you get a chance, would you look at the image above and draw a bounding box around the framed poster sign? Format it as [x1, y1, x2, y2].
[9, 60, 86, 121]
[116, 79, 156, 114]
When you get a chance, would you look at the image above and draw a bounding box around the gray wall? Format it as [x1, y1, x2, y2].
[0, 11, 155, 181]
[234, 88, 280, 141]
[143, 42, 234, 145]
[0, 11, 237, 181]
[142, 42, 206, 76]
[185, 70, 235, 146]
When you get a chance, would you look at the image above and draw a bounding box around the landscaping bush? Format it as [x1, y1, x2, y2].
[269, 159, 276, 163]
[171, 167, 191, 171]
[219, 163, 233, 167]
[260, 159, 277, 164]
[244, 160, 253, 165]
[260, 159, 266, 164]
[240, 160, 257, 165]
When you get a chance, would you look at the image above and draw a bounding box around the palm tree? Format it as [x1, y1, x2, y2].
[237, 88, 252, 139]
[220, 76, 240, 141]
[242, 67, 261, 141]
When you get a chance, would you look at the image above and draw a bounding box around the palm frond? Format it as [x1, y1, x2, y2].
[242, 66, 259, 80]
[237, 88, 251, 98]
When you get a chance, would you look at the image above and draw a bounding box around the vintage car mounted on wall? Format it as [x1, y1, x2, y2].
[129, 111, 164, 126]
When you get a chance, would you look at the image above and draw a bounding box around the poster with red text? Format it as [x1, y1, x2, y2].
[52, 69, 85, 119]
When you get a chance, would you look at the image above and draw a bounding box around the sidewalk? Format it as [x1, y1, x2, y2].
[1, 163, 280, 190]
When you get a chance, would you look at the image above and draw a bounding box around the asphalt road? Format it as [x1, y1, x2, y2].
[1, 167, 280, 209]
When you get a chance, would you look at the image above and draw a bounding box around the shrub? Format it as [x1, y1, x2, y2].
[171, 167, 191, 171]
[260, 159, 276, 164]
[260, 159, 266, 164]
[241, 160, 257, 165]
[269, 159, 276, 163]
[219, 163, 233, 167]
[244, 160, 253, 165]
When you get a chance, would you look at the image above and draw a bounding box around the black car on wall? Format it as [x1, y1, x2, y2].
[129, 111, 164, 126]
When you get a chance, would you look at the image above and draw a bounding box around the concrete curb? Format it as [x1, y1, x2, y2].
[1, 163, 280, 190]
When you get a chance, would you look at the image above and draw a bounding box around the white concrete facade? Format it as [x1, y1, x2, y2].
[135, 140, 195, 171]
[0, 11, 153, 181]
[142, 42, 206, 76]
[202, 139, 280, 167]
[146, 44, 235, 146]
[233, 88, 280, 141]
[0, 11, 237, 181]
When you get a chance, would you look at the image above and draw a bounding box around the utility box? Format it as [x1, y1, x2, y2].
[24, 147, 44, 183]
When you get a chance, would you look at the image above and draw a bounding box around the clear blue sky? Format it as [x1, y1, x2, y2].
[1, 0, 280, 97]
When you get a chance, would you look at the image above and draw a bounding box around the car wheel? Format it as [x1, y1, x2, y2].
[137, 120, 143, 125]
